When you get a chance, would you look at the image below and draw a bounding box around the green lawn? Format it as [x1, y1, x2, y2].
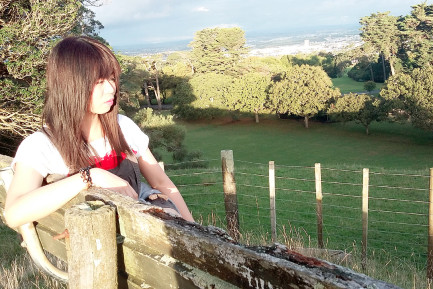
[165, 117, 433, 288]
[178, 117, 433, 171]
[332, 76, 384, 94]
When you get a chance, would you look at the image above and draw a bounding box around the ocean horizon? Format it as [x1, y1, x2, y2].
[111, 24, 362, 57]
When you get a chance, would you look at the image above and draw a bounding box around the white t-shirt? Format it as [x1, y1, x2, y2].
[12, 114, 149, 177]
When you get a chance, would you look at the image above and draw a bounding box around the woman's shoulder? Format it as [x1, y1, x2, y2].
[13, 130, 68, 177]
[16, 130, 61, 159]
[116, 114, 149, 156]
[117, 114, 143, 134]
[20, 130, 53, 147]
[117, 113, 133, 125]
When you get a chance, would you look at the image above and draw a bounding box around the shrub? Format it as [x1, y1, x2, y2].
[364, 81, 377, 92]
[132, 108, 206, 168]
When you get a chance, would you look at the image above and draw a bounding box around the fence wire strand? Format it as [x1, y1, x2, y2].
[164, 158, 431, 264]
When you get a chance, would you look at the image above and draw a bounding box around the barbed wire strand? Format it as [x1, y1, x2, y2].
[321, 167, 363, 173]
[369, 171, 429, 178]
[322, 192, 362, 199]
[168, 170, 221, 178]
[275, 164, 315, 169]
[369, 208, 427, 217]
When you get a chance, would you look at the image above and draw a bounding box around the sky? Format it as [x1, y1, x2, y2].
[91, 0, 430, 47]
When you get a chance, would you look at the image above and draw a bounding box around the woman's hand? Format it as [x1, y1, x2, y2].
[138, 148, 195, 222]
[90, 168, 138, 200]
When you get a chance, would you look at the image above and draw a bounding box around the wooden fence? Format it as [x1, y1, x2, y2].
[0, 153, 401, 288]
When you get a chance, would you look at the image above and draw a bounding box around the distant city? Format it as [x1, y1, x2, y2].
[111, 24, 362, 57]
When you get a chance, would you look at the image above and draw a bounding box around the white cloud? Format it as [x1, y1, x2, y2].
[92, 0, 170, 25]
[210, 23, 241, 29]
[194, 6, 209, 12]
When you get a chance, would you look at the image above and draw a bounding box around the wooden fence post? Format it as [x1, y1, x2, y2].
[65, 201, 117, 289]
[428, 168, 433, 280]
[315, 163, 324, 249]
[221, 150, 240, 242]
[362, 168, 369, 271]
[269, 161, 277, 243]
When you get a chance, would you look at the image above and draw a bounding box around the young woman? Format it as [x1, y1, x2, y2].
[4, 36, 194, 228]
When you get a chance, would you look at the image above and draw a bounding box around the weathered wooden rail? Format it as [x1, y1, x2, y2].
[0, 154, 401, 288]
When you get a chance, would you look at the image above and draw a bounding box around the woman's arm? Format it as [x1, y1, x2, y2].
[5, 162, 86, 228]
[5, 163, 138, 228]
[138, 148, 195, 222]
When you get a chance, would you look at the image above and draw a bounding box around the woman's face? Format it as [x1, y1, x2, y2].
[88, 77, 116, 115]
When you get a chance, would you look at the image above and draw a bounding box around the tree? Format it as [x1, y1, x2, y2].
[280, 52, 352, 79]
[317, 51, 352, 78]
[364, 81, 377, 93]
[136, 55, 166, 110]
[345, 44, 388, 82]
[159, 52, 194, 105]
[132, 107, 204, 167]
[360, 12, 400, 78]
[71, 0, 106, 44]
[226, 73, 270, 123]
[188, 72, 232, 110]
[399, 3, 433, 70]
[347, 53, 389, 83]
[329, 93, 385, 135]
[172, 73, 232, 120]
[238, 56, 287, 76]
[268, 65, 340, 128]
[381, 66, 433, 130]
[0, 0, 80, 154]
[116, 54, 151, 108]
[189, 27, 249, 74]
[164, 51, 194, 76]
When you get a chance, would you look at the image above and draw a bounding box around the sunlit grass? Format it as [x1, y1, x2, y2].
[166, 118, 433, 288]
[0, 224, 66, 289]
[179, 117, 433, 171]
[169, 163, 429, 289]
[331, 75, 384, 94]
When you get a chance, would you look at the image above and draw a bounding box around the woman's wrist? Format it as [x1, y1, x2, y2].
[78, 166, 93, 188]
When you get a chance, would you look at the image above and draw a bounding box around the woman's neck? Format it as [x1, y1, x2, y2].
[82, 113, 104, 143]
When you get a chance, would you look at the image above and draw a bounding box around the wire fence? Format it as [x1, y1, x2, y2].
[166, 155, 430, 271]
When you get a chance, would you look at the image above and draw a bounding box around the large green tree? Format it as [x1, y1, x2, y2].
[172, 73, 232, 119]
[72, 0, 106, 44]
[399, 3, 433, 70]
[226, 73, 270, 123]
[238, 56, 287, 76]
[268, 65, 340, 128]
[0, 0, 80, 154]
[329, 93, 386, 135]
[116, 54, 152, 108]
[280, 51, 352, 79]
[164, 51, 194, 77]
[381, 66, 433, 130]
[360, 11, 400, 78]
[189, 27, 249, 74]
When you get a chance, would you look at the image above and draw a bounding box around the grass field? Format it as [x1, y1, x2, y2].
[164, 116, 433, 288]
[177, 116, 433, 171]
[331, 76, 384, 94]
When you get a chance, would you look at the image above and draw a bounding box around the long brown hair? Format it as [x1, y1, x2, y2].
[43, 36, 131, 172]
